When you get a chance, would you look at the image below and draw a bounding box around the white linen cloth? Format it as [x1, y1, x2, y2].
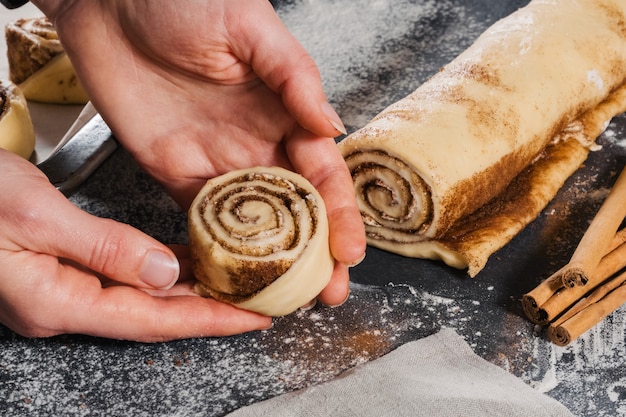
[227, 328, 573, 417]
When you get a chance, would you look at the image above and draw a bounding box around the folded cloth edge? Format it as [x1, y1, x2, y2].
[226, 328, 573, 417]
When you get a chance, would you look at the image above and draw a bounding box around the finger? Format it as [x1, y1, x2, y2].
[232, 2, 346, 138]
[285, 128, 367, 266]
[17, 187, 180, 290]
[75, 286, 272, 341]
[48, 262, 272, 341]
[317, 262, 351, 307]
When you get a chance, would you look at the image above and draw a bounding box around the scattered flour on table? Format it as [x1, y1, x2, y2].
[248, 282, 484, 392]
[276, 0, 482, 129]
[602, 127, 626, 149]
[521, 305, 626, 416]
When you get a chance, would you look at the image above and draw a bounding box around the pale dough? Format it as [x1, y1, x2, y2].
[188, 166, 334, 316]
[0, 80, 35, 159]
[339, 0, 626, 276]
[6, 17, 88, 104]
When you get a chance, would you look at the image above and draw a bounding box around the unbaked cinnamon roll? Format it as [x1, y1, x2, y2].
[188, 167, 334, 316]
[0, 80, 35, 159]
[339, 0, 626, 276]
[5, 17, 88, 104]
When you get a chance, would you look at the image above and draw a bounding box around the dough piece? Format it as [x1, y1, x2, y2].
[188, 167, 334, 316]
[0, 80, 35, 159]
[339, 0, 626, 277]
[5, 17, 88, 104]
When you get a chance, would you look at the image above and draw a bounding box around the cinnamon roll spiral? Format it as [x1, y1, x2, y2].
[0, 80, 35, 159]
[5, 17, 88, 104]
[344, 148, 432, 241]
[188, 167, 333, 316]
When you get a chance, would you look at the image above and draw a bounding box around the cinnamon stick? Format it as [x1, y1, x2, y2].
[522, 228, 626, 324]
[522, 228, 626, 325]
[560, 166, 626, 287]
[522, 267, 567, 325]
[548, 271, 626, 346]
[552, 270, 626, 326]
[608, 228, 626, 252]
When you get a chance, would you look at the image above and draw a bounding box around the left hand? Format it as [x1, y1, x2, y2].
[0, 150, 272, 341]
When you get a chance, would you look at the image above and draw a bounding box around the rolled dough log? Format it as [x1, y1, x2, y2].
[339, 0, 626, 276]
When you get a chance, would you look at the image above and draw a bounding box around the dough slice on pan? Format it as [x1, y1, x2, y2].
[5, 17, 88, 104]
[0, 80, 35, 159]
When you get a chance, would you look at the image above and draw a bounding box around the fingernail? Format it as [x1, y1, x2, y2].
[347, 252, 366, 268]
[300, 298, 318, 311]
[321, 101, 347, 135]
[140, 250, 180, 289]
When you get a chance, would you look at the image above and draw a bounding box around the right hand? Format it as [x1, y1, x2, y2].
[0, 150, 272, 341]
[33, 0, 367, 307]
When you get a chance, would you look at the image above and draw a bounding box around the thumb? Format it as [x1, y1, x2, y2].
[76, 218, 180, 290]
[39, 200, 179, 290]
[233, 2, 347, 137]
[2, 152, 179, 290]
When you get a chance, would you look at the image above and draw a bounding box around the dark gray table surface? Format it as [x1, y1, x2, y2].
[2, 0, 626, 416]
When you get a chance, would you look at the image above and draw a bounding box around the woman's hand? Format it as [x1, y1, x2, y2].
[0, 150, 271, 341]
[34, 0, 366, 306]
